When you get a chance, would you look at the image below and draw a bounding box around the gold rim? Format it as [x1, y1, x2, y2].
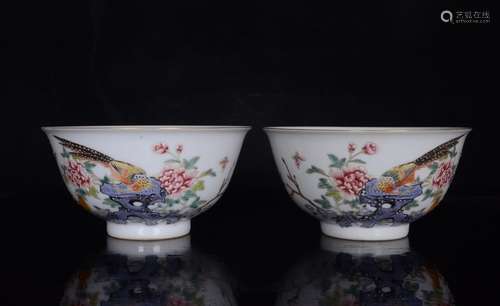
[264, 126, 471, 133]
[42, 125, 252, 132]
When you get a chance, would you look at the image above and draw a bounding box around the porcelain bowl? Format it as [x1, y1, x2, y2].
[61, 236, 237, 306]
[43, 125, 250, 240]
[277, 237, 454, 306]
[265, 127, 470, 241]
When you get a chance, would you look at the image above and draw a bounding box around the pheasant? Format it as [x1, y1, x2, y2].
[55, 136, 152, 192]
[375, 134, 464, 193]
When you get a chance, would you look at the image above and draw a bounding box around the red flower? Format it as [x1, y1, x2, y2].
[159, 167, 195, 194]
[362, 142, 377, 155]
[432, 161, 454, 188]
[66, 160, 91, 189]
[176, 144, 184, 154]
[348, 143, 356, 153]
[331, 167, 370, 198]
[153, 143, 169, 154]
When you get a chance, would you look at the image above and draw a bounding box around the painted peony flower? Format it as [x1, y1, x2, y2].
[432, 160, 454, 189]
[331, 167, 370, 198]
[153, 143, 169, 154]
[362, 142, 377, 155]
[348, 143, 356, 153]
[66, 160, 91, 189]
[159, 166, 196, 195]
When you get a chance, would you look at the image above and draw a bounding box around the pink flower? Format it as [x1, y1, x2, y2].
[176, 144, 184, 154]
[153, 143, 169, 154]
[433, 161, 454, 188]
[293, 151, 306, 169]
[219, 156, 229, 170]
[362, 142, 377, 155]
[159, 167, 195, 194]
[331, 167, 370, 198]
[166, 296, 194, 306]
[66, 160, 91, 189]
[348, 143, 356, 153]
[341, 295, 360, 306]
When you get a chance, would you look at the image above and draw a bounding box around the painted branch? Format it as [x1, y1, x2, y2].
[281, 158, 331, 216]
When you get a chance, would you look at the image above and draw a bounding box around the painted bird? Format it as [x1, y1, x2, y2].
[55, 136, 152, 192]
[375, 135, 464, 193]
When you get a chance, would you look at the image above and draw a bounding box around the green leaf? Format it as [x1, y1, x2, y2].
[345, 284, 359, 296]
[61, 148, 70, 159]
[343, 198, 360, 207]
[429, 162, 439, 175]
[100, 176, 110, 184]
[306, 165, 324, 175]
[164, 159, 181, 164]
[84, 161, 96, 173]
[182, 190, 197, 201]
[191, 180, 205, 192]
[449, 146, 458, 158]
[103, 198, 119, 208]
[350, 159, 366, 164]
[199, 169, 216, 177]
[190, 197, 202, 208]
[314, 195, 332, 209]
[328, 154, 339, 164]
[75, 188, 86, 196]
[166, 197, 178, 207]
[182, 156, 200, 169]
[318, 178, 333, 189]
[328, 154, 346, 168]
[422, 188, 433, 201]
[403, 200, 419, 211]
[325, 190, 343, 202]
[87, 186, 99, 199]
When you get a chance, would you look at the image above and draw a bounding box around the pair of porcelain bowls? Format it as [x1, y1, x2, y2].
[43, 126, 470, 241]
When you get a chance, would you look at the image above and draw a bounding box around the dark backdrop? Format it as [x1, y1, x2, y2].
[4, 0, 497, 196]
[1, 1, 498, 305]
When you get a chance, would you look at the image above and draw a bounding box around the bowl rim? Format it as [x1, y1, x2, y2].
[42, 125, 252, 132]
[264, 126, 472, 133]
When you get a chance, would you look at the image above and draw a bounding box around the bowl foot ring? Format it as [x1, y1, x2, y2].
[107, 220, 191, 240]
[321, 222, 409, 241]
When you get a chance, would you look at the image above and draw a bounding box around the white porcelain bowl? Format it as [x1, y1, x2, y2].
[43, 126, 250, 240]
[276, 237, 455, 306]
[61, 236, 237, 306]
[265, 127, 470, 241]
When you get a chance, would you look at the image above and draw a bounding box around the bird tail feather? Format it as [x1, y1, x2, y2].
[54, 136, 113, 164]
[414, 134, 465, 166]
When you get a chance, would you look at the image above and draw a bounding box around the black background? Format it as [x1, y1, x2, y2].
[2, 1, 498, 305]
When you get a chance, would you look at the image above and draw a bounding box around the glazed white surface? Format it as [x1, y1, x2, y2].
[107, 220, 191, 240]
[44, 126, 249, 240]
[321, 222, 410, 241]
[266, 127, 470, 240]
[107, 234, 191, 255]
